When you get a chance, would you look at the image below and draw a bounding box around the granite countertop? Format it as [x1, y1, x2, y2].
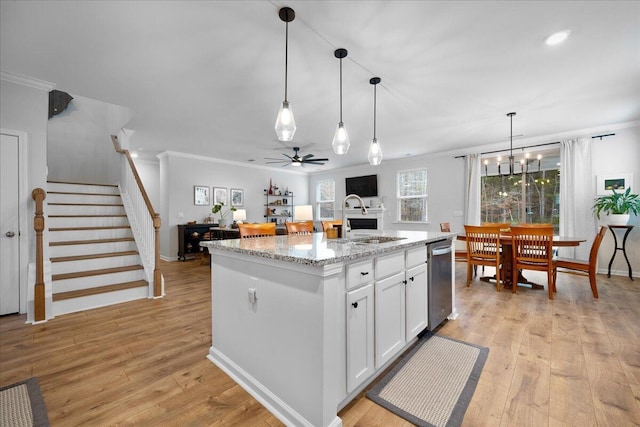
[200, 230, 455, 266]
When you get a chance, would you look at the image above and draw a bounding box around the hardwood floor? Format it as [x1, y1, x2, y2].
[1, 259, 639, 426]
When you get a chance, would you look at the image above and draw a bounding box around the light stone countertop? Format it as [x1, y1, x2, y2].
[200, 230, 455, 267]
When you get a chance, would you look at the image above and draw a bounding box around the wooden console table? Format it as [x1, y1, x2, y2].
[607, 225, 634, 280]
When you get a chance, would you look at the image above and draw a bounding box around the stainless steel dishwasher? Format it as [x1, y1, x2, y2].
[427, 239, 453, 330]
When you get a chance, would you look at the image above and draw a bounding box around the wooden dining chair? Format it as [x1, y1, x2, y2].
[321, 220, 342, 231]
[238, 222, 276, 238]
[463, 225, 503, 291]
[442, 222, 474, 268]
[510, 225, 556, 298]
[285, 221, 314, 235]
[555, 226, 606, 298]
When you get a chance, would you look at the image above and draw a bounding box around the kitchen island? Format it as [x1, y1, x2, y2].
[201, 230, 456, 427]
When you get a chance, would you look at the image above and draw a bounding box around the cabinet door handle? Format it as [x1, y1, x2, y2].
[402, 280, 408, 285]
[410, 276, 414, 281]
[360, 272, 369, 276]
[352, 302, 358, 308]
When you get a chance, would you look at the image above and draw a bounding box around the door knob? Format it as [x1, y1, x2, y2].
[5, 231, 15, 238]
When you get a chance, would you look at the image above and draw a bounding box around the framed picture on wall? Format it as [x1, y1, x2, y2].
[213, 187, 228, 205]
[194, 186, 210, 205]
[231, 188, 244, 207]
[596, 173, 633, 195]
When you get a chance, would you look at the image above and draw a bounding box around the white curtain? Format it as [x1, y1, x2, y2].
[464, 154, 481, 226]
[559, 138, 595, 259]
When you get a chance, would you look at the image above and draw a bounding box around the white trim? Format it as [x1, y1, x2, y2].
[157, 150, 308, 175]
[1, 129, 30, 314]
[0, 71, 55, 91]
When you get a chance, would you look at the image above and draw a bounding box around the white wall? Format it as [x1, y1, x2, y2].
[591, 125, 640, 277]
[158, 152, 310, 260]
[309, 152, 466, 233]
[47, 94, 134, 184]
[133, 158, 160, 210]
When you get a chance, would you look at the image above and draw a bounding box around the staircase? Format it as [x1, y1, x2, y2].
[47, 181, 149, 316]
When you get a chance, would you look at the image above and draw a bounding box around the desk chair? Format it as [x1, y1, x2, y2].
[238, 222, 276, 238]
[511, 225, 556, 298]
[555, 226, 606, 298]
[285, 221, 314, 235]
[463, 225, 503, 291]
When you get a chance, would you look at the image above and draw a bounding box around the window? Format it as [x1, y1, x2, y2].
[481, 150, 560, 232]
[316, 180, 335, 220]
[397, 169, 428, 222]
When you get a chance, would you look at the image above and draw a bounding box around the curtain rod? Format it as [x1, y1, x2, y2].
[455, 133, 615, 158]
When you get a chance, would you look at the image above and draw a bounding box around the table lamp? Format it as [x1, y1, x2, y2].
[294, 205, 313, 222]
[233, 209, 247, 227]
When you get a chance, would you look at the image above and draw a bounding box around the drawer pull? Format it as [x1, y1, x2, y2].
[360, 271, 369, 276]
[352, 302, 358, 308]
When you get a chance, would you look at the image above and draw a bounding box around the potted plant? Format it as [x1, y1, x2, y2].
[592, 187, 640, 225]
[212, 202, 237, 228]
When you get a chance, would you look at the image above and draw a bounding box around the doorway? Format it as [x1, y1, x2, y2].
[0, 130, 27, 315]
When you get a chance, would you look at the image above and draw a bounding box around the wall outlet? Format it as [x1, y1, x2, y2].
[177, 212, 184, 219]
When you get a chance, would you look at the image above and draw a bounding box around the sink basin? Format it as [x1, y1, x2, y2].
[351, 236, 407, 245]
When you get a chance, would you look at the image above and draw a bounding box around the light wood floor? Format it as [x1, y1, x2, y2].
[1, 259, 639, 426]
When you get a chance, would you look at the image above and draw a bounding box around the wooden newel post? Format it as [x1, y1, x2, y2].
[153, 214, 162, 297]
[32, 188, 46, 322]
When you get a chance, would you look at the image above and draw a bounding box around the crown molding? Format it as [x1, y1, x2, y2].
[0, 70, 55, 91]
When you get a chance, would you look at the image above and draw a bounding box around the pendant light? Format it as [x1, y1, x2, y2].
[332, 48, 350, 154]
[368, 77, 383, 166]
[507, 112, 516, 175]
[274, 7, 296, 142]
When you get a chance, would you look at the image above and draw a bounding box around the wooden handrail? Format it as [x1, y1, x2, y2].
[111, 135, 162, 297]
[32, 188, 46, 321]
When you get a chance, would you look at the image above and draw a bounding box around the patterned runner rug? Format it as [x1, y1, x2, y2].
[0, 377, 50, 427]
[366, 332, 488, 427]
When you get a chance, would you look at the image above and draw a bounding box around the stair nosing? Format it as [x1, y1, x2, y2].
[48, 214, 127, 218]
[48, 203, 124, 207]
[47, 191, 122, 196]
[50, 237, 135, 246]
[49, 226, 131, 232]
[51, 251, 140, 263]
[52, 280, 148, 301]
[52, 264, 144, 281]
[48, 181, 119, 187]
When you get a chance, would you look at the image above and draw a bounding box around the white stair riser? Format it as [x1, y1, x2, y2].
[52, 254, 142, 275]
[49, 228, 132, 241]
[48, 204, 125, 216]
[50, 241, 138, 258]
[48, 193, 122, 205]
[47, 216, 129, 228]
[52, 286, 148, 317]
[54, 269, 146, 293]
[48, 183, 119, 195]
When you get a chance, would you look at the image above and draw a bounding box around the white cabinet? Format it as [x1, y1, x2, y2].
[346, 283, 374, 392]
[374, 271, 406, 368]
[405, 263, 428, 339]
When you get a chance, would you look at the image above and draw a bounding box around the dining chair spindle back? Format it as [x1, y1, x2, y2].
[463, 224, 503, 291]
[285, 221, 314, 235]
[510, 225, 556, 298]
[238, 222, 276, 239]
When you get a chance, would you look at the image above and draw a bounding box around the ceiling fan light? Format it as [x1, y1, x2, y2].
[275, 101, 296, 141]
[368, 138, 383, 166]
[545, 30, 571, 46]
[332, 122, 350, 154]
[291, 160, 302, 167]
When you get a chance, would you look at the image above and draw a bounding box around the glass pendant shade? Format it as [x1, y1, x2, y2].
[275, 100, 296, 141]
[332, 122, 350, 154]
[368, 138, 383, 166]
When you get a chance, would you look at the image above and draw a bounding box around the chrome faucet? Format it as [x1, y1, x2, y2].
[342, 194, 368, 236]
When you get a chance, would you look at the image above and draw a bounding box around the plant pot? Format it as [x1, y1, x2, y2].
[218, 219, 227, 228]
[601, 214, 630, 226]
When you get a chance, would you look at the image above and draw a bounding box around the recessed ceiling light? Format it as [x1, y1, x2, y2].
[130, 152, 138, 158]
[545, 30, 571, 46]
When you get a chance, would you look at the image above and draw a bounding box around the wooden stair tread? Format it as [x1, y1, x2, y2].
[50, 237, 134, 246]
[52, 264, 143, 281]
[48, 180, 118, 187]
[49, 203, 123, 207]
[52, 280, 148, 301]
[51, 251, 139, 263]
[49, 226, 131, 231]
[48, 191, 121, 196]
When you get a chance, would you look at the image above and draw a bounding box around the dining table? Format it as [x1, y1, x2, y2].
[457, 233, 586, 290]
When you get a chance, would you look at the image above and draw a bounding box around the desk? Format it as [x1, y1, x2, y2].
[457, 234, 586, 289]
[607, 225, 634, 280]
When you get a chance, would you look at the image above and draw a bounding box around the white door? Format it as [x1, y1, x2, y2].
[405, 263, 428, 340]
[0, 133, 20, 315]
[375, 272, 406, 369]
[346, 283, 374, 392]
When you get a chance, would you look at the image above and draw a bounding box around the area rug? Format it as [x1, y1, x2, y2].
[0, 377, 50, 427]
[366, 332, 488, 427]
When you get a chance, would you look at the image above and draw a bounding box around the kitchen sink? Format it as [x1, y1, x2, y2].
[350, 236, 407, 245]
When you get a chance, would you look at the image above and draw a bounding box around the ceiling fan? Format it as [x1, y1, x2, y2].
[265, 147, 329, 167]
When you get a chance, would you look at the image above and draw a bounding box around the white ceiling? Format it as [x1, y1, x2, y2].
[1, 1, 639, 171]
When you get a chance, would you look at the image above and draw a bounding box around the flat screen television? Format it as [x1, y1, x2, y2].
[345, 174, 378, 198]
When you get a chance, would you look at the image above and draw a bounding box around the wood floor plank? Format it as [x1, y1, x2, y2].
[1, 260, 639, 426]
